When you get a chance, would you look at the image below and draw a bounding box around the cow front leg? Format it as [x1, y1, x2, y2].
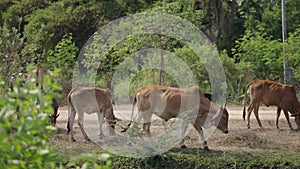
[97, 112, 104, 140]
[276, 107, 281, 129]
[106, 109, 116, 135]
[193, 118, 209, 151]
[199, 129, 208, 151]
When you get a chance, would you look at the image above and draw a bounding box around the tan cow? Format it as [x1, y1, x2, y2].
[126, 85, 229, 150]
[67, 86, 116, 142]
[243, 80, 300, 129]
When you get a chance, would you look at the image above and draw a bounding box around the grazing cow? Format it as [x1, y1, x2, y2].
[9, 72, 28, 91]
[67, 86, 116, 142]
[243, 80, 300, 129]
[27, 68, 43, 89]
[126, 85, 229, 150]
[204, 93, 212, 101]
[28, 68, 60, 125]
[50, 97, 59, 125]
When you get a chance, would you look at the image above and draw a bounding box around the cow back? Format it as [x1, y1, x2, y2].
[135, 86, 200, 121]
[250, 80, 300, 115]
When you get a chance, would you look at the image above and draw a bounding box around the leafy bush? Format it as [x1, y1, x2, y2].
[286, 29, 300, 86]
[0, 26, 25, 83]
[233, 29, 283, 82]
[0, 72, 62, 168]
[66, 153, 111, 169]
[46, 33, 78, 103]
[0, 69, 112, 168]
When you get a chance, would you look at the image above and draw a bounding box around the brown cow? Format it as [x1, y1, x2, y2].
[27, 68, 43, 89]
[126, 85, 229, 150]
[243, 80, 300, 129]
[67, 86, 116, 142]
[28, 68, 60, 125]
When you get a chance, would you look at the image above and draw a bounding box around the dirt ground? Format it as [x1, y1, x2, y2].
[49, 105, 300, 157]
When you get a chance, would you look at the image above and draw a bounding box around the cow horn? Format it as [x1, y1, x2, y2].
[56, 113, 60, 118]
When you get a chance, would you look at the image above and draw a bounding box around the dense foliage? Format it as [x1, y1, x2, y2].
[0, 68, 61, 168]
[1, 0, 300, 97]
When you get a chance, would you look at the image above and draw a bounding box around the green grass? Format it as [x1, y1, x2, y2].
[51, 133, 300, 169]
[110, 148, 300, 169]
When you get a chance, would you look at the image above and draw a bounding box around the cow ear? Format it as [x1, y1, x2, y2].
[220, 103, 226, 110]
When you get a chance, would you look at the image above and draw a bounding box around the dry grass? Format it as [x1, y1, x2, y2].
[48, 106, 300, 158]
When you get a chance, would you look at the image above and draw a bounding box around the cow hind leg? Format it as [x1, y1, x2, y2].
[179, 122, 189, 149]
[67, 105, 76, 142]
[143, 122, 151, 138]
[77, 111, 90, 142]
[127, 111, 143, 135]
[283, 110, 293, 130]
[142, 110, 153, 137]
[97, 111, 104, 140]
[247, 103, 255, 129]
[253, 103, 263, 128]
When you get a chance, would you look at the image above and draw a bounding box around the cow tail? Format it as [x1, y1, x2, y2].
[122, 94, 137, 132]
[130, 94, 137, 125]
[243, 82, 252, 120]
[67, 89, 75, 134]
[67, 97, 72, 134]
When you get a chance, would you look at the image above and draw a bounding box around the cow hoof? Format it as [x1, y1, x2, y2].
[99, 135, 104, 140]
[203, 146, 209, 151]
[71, 139, 77, 142]
[180, 145, 187, 149]
[247, 126, 250, 129]
[121, 127, 128, 132]
[126, 141, 132, 146]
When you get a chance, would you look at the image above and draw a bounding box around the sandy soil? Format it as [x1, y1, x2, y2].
[50, 104, 300, 157]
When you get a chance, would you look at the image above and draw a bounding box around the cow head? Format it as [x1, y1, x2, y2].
[292, 114, 300, 130]
[211, 104, 229, 134]
[49, 113, 60, 125]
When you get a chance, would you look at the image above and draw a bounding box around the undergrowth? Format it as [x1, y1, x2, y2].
[110, 149, 300, 169]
